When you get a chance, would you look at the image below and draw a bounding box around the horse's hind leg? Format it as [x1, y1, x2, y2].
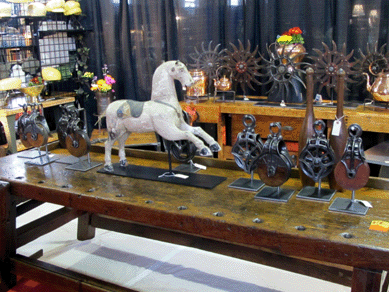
[118, 131, 131, 167]
[104, 134, 116, 172]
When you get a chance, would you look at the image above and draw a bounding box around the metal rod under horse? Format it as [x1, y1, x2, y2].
[103, 61, 221, 172]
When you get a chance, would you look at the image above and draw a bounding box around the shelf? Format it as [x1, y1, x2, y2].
[38, 29, 90, 35]
[0, 45, 33, 50]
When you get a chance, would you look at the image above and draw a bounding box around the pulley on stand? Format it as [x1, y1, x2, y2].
[297, 120, 336, 201]
[171, 111, 204, 173]
[158, 140, 187, 179]
[329, 124, 371, 215]
[17, 103, 58, 166]
[229, 115, 264, 191]
[254, 122, 295, 202]
[58, 104, 102, 172]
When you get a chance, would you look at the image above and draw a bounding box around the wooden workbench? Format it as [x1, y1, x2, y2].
[0, 145, 389, 291]
[181, 100, 389, 159]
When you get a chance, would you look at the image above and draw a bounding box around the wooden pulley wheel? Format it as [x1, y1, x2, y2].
[19, 129, 31, 148]
[26, 124, 48, 148]
[334, 159, 370, 191]
[57, 126, 67, 149]
[65, 130, 91, 157]
[256, 154, 291, 187]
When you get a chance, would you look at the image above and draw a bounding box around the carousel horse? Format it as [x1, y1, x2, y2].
[103, 60, 221, 172]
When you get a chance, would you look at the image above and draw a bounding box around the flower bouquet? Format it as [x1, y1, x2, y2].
[276, 27, 306, 63]
[91, 65, 116, 116]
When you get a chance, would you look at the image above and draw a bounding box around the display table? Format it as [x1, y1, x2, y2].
[181, 100, 389, 159]
[1, 145, 389, 291]
[0, 96, 75, 154]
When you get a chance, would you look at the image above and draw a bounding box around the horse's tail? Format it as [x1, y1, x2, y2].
[94, 109, 107, 126]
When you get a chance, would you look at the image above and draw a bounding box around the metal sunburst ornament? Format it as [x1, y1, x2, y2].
[189, 41, 222, 82]
[222, 40, 262, 96]
[356, 42, 389, 83]
[310, 41, 357, 100]
[258, 42, 308, 105]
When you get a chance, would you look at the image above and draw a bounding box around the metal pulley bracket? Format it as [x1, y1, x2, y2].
[231, 114, 263, 174]
[62, 106, 91, 158]
[334, 124, 370, 191]
[17, 103, 50, 148]
[255, 122, 294, 187]
[299, 120, 336, 182]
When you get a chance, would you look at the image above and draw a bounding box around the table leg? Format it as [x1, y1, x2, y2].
[77, 212, 96, 241]
[0, 114, 17, 154]
[351, 267, 382, 292]
[0, 181, 17, 291]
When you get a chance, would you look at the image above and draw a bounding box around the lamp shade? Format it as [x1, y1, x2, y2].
[0, 78, 22, 91]
[42, 67, 62, 81]
[46, 0, 65, 13]
[0, 3, 12, 17]
[64, 1, 81, 16]
[6, 0, 33, 3]
[27, 2, 46, 17]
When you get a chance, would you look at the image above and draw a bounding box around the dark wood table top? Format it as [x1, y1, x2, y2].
[1, 145, 389, 272]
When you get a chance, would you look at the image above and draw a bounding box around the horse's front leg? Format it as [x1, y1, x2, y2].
[180, 122, 221, 152]
[155, 123, 212, 156]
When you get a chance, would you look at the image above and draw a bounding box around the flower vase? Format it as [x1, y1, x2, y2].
[95, 91, 114, 116]
[277, 43, 306, 64]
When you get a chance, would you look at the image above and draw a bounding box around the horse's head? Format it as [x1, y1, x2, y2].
[168, 61, 194, 87]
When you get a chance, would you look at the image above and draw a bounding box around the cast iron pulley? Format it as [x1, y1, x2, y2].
[231, 114, 263, 174]
[65, 130, 91, 157]
[255, 122, 295, 187]
[299, 120, 335, 182]
[334, 124, 370, 191]
[57, 104, 74, 148]
[170, 139, 197, 163]
[17, 104, 32, 148]
[17, 103, 50, 148]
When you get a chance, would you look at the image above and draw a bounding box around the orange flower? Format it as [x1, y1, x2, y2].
[282, 30, 291, 36]
[289, 27, 302, 35]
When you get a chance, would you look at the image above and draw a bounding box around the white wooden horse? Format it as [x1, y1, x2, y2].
[103, 60, 221, 172]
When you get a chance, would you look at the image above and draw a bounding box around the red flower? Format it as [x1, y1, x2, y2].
[289, 27, 302, 35]
[282, 30, 291, 36]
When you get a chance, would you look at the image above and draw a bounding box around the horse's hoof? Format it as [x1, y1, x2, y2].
[104, 164, 114, 172]
[199, 147, 212, 157]
[210, 143, 221, 152]
[119, 159, 127, 167]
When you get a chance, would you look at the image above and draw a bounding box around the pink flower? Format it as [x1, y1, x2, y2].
[104, 75, 116, 85]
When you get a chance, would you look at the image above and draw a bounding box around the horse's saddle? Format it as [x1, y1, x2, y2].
[117, 100, 145, 118]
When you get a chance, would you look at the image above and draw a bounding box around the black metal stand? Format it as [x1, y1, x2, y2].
[24, 145, 59, 166]
[329, 191, 369, 216]
[173, 160, 201, 173]
[65, 153, 102, 172]
[254, 186, 295, 203]
[229, 171, 264, 191]
[158, 142, 176, 178]
[296, 179, 336, 202]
